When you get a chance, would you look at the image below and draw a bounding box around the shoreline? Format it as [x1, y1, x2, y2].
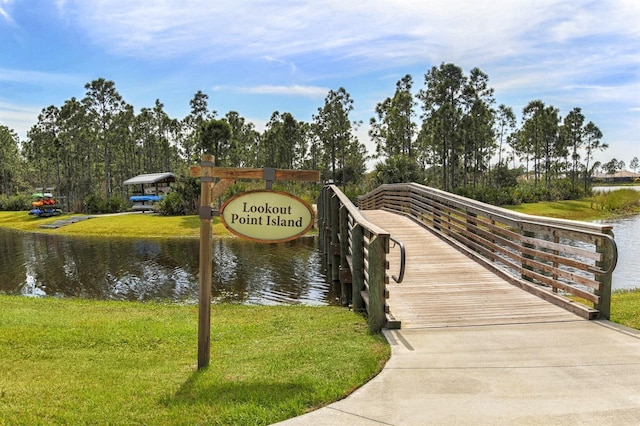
[0, 210, 322, 239]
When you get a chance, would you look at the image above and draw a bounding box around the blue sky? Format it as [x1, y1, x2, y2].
[1, 0, 638, 168]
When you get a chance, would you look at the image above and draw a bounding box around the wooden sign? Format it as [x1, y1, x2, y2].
[190, 157, 320, 369]
[220, 190, 314, 243]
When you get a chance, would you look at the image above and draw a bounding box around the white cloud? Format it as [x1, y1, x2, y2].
[56, 0, 638, 62]
[236, 85, 329, 98]
[0, 67, 81, 85]
[0, 0, 15, 24]
[51, 0, 640, 115]
[0, 101, 40, 140]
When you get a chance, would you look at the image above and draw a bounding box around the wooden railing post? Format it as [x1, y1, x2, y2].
[322, 188, 332, 273]
[351, 225, 365, 312]
[330, 193, 340, 283]
[317, 187, 326, 255]
[595, 231, 614, 319]
[521, 229, 535, 283]
[339, 205, 351, 306]
[367, 234, 388, 332]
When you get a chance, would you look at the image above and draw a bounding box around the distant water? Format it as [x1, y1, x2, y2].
[593, 215, 640, 291]
[592, 186, 640, 192]
[590, 186, 640, 290]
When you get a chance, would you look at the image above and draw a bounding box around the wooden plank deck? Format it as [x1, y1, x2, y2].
[361, 210, 583, 329]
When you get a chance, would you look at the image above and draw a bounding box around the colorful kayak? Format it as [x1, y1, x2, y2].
[130, 195, 163, 202]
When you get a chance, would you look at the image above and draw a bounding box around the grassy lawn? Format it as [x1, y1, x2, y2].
[0, 296, 389, 425]
[611, 290, 640, 330]
[503, 189, 640, 222]
[0, 211, 230, 238]
[502, 198, 615, 221]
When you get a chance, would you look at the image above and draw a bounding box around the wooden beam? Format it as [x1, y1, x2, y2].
[190, 166, 320, 182]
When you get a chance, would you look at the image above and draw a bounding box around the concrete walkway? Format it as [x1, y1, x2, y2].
[276, 318, 640, 425]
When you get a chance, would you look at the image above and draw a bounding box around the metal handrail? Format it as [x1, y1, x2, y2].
[390, 235, 406, 284]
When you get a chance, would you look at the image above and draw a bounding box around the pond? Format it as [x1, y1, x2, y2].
[2, 211, 639, 304]
[595, 214, 640, 291]
[0, 228, 337, 305]
[590, 186, 640, 290]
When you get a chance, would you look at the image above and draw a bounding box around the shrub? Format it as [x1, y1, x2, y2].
[0, 194, 32, 211]
[84, 194, 106, 214]
[157, 192, 184, 216]
[106, 196, 127, 213]
[84, 194, 128, 214]
[455, 186, 518, 206]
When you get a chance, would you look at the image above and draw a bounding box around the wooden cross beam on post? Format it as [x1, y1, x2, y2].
[190, 156, 320, 370]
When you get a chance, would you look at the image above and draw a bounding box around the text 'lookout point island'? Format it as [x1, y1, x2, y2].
[221, 190, 315, 243]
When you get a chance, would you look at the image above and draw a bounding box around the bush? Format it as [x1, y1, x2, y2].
[157, 192, 184, 216]
[456, 186, 518, 206]
[84, 194, 106, 214]
[0, 194, 32, 211]
[374, 155, 424, 185]
[84, 194, 127, 214]
[106, 196, 127, 213]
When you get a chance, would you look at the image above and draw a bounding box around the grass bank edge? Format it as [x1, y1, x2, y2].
[0, 211, 229, 238]
[502, 189, 640, 222]
[0, 211, 321, 239]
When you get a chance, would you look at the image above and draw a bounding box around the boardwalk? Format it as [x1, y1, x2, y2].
[278, 208, 640, 425]
[361, 210, 580, 328]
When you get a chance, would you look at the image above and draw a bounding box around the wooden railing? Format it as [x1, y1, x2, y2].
[318, 185, 403, 331]
[358, 183, 618, 320]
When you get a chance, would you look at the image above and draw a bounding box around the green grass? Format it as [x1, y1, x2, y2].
[592, 188, 640, 213]
[0, 296, 390, 425]
[0, 211, 230, 238]
[611, 290, 640, 330]
[503, 192, 640, 222]
[503, 198, 604, 221]
[0, 211, 321, 239]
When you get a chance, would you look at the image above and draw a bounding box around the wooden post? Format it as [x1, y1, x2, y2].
[367, 234, 388, 332]
[595, 231, 615, 319]
[521, 230, 535, 283]
[317, 188, 326, 254]
[339, 205, 351, 306]
[350, 225, 365, 312]
[197, 154, 214, 369]
[330, 193, 340, 283]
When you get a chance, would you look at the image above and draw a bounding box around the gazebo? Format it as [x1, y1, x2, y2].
[123, 172, 176, 211]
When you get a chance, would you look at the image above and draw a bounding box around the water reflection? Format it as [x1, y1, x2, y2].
[0, 228, 337, 305]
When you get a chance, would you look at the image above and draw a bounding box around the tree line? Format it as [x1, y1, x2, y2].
[0, 80, 366, 212]
[369, 64, 615, 204]
[0, 62, 627, 213]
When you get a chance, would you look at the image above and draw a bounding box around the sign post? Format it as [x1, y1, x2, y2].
[196, 154, 214, 369]
[190, 160, 320, 369]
